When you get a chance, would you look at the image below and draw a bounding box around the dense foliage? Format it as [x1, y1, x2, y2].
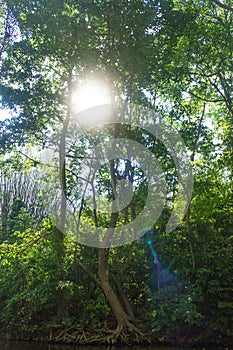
[0, 0, 232, 346]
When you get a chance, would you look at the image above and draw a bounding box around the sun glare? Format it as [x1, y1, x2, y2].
[73, 80, 111, 114]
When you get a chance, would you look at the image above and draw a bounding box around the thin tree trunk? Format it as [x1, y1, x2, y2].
[98, 235, 130, 327]
[56, 67, 73, 323]
[97, 124, 133, 329]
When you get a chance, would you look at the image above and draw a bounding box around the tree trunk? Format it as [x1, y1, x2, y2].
[98, 246, 130, 326]
[98, 239, 146, 344]
[97, 123, 131, 328]
[112, 275, 135, 322]
[56, 67, 73, 323]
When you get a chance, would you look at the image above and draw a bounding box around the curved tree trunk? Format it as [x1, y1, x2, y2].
[96, 128, 146, 343]
[97, 124, 132, 330]
[98, 239, 146, 344]
[98, 248, 130, 326]
[98, 221, 130, 328]
[112, 275, 136, 322]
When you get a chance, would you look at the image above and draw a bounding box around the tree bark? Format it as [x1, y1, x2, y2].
[97, 124, 135, 333]
[56, 67, 73, 323]
[98, 237, 130, 327]
[112, 275, 135, 322]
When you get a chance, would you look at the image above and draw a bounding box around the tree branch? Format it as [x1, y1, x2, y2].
[17, 150, 41, 165]
[190, 103, 206, 162]
[211, 0, 233, 12]
[76, 256, 101, 287]
[188, 90, 224, 103]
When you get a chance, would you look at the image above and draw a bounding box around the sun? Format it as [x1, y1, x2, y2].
[73, 79, 111, 114]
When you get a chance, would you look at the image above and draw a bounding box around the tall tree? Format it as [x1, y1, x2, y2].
[0, 0, 233, 345]
[0, 0, 158, 342]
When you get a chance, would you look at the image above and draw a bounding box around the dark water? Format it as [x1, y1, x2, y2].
[0, 342, 230, 350]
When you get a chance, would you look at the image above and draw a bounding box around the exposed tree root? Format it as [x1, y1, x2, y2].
[106, 321, 151, 345]
[47, 322, 152, 345]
